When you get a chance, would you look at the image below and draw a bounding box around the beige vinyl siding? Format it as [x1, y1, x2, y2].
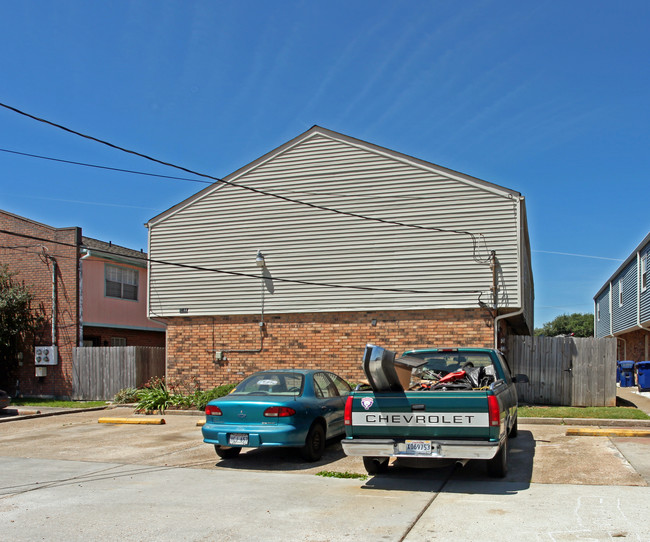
[148, 132, 522, 317]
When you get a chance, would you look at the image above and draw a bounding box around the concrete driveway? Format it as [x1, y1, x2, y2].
[1, 407, 649, 541]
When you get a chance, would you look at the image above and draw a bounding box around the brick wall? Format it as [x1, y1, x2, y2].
[0, 211, 80, 397]
[164, 308, 495, 388]
[617, 328, 650, 362]
[83, 325, 165, 347]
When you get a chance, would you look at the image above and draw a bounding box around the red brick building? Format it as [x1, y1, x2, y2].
[0, 210, 165, 397]
[147, 128, 533, 389]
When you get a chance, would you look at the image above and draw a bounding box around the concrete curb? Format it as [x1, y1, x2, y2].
[3, 408, 650, 428]
[566, 427, 650, 437]
[521, 417, 650, 428]
[98, 417, 166, 425]
[0, 405, 112, 423]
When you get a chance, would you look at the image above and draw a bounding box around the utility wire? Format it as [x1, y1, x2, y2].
[0, 229, 486, 295]
[0, 147, 211, 184]
[2, 147, 475, 202]
[0, 101, 493, 263]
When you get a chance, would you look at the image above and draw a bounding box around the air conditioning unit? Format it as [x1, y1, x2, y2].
[35, 346, 58, 366]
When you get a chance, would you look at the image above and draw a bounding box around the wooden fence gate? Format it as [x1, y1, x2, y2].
[507, 336, 617, 407]
[72, 346, 165, 401]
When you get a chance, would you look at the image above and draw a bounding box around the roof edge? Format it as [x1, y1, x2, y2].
[593, 232, 650, 300]
[146, 126, 522, 227]
[0, 208, 78, 232]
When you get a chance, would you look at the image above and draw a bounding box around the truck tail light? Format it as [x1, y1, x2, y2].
[263, 406, 296, 417]
[487, 395, 500, 427]
[344, 395, 353, 425]
[205, 405, 222, 416]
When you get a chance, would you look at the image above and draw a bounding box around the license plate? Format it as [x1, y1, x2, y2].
[405, 440, 432, 455]
[228, 433, 248, 446]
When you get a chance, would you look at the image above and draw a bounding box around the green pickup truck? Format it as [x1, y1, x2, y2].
[341, 345, 528, 477]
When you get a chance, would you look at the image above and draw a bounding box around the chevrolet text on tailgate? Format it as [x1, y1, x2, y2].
[341, 345, 529, 477]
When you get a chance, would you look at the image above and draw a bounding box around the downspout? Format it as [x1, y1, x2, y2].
[494, 308, 524, 350]
[493, 198, 525, 349]
[80, 248, 92, 346]
[637, 251, 643, 328]
[609, 281, 613, 337]
[607, 278, 627, 359]
[51, 257, 57, 346]
[617, 337, 627, 360]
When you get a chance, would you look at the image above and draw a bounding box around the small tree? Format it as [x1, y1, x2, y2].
[0, 265, 43, 390]
[534, 312, 594, 338]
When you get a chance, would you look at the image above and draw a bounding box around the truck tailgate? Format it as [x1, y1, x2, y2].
[349, 391, 495, 440]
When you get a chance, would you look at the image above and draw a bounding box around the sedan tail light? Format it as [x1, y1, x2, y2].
[263, 406, 296, 417]
[205, 405, 222, 416]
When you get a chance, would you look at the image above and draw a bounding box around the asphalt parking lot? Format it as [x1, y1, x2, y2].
[1, 407, 650, 541]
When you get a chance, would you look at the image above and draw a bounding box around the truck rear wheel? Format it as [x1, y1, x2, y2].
[486, 439, 507, 478]
[509, 415, 518, 438]
[363, 456, 389, 475]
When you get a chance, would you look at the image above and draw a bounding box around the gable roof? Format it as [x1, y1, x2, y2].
[147, 125, 521, 227]
[82, 236, 148, 267]
[593, 231, 650, 299]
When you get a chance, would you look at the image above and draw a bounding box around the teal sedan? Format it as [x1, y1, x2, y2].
[202, 369, 351, 462]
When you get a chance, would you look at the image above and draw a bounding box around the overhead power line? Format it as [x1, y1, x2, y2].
[0, 147, 211, 184]
[532, 250, 623, 262]
[0, 229, 487, 295]
[0, 101, 493, 263]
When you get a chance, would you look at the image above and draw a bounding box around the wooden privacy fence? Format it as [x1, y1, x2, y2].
[507, 336, 617, 407]
[72, 346, 165, 400]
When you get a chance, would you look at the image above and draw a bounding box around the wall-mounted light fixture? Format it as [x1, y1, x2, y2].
[255, 250, 266, 268]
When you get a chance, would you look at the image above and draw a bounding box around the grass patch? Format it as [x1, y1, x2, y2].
[316, 470, 368, 481]
[519, 406, 649, 420]
[10, 398, 107, 409]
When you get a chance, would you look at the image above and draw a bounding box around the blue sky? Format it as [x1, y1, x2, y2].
[1, 1, 648, 328]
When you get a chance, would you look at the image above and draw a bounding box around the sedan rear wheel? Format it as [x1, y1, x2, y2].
[215, 445, 241, 459]
[300, 423, 325, 462]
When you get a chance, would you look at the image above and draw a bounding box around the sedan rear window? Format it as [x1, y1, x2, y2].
[232, 372, 304, 396]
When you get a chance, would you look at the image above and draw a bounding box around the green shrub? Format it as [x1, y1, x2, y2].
[193, 384, 237, 411]
[135, 377, 175, 413]
[131, 378, 237, 412]
[113, 387, 140, 404]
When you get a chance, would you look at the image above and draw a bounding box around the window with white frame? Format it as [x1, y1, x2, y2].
[642, 254, 648, 292]
[105, 264, 138, 300]
[110, 337, 127, 346]
[619, 279, 624, 306]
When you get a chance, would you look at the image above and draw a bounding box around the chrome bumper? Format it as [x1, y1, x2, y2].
[341, 438, 501, 460]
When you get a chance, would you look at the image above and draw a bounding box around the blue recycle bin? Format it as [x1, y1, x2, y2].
[618, 361, 635, 387]
[636, 361, 650, 392]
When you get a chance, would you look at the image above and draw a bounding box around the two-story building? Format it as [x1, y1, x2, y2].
[0, 209, 164, 397]
[80, 237, 165, 348]
[594, 232, 650, 362]
[146, 126, 533, 387]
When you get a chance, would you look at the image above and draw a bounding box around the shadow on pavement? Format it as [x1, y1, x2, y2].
[210, 439, 348, 472]
[361, 430, 536, 494]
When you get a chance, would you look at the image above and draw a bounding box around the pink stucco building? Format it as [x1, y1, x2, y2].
[81, 237, 165, 347]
